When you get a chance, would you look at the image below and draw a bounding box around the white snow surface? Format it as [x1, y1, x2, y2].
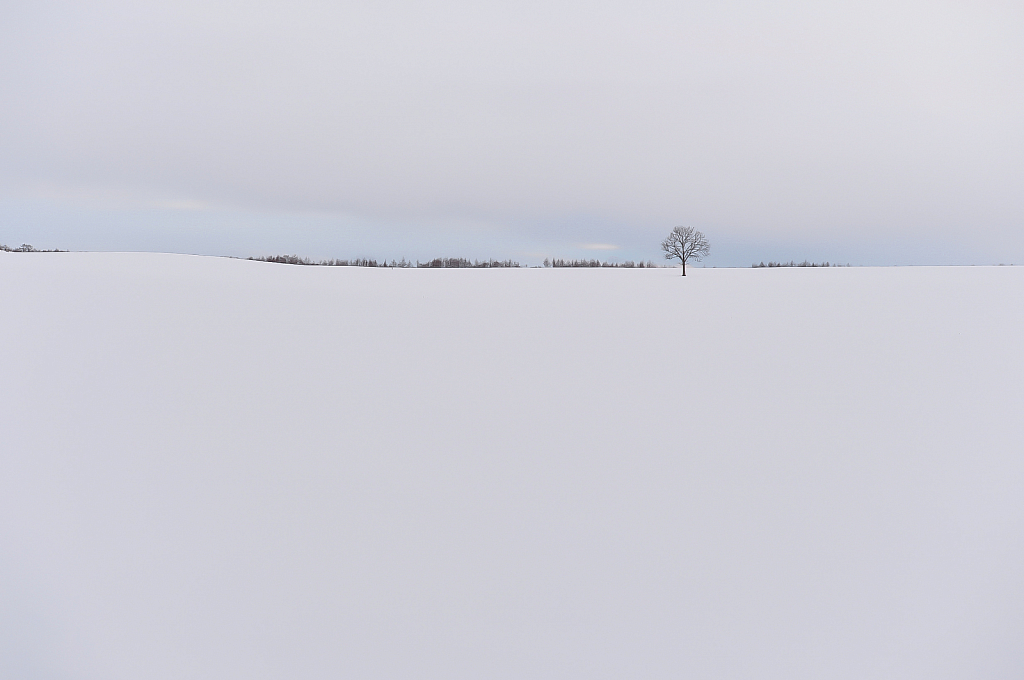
[2, 252, 1023, 679]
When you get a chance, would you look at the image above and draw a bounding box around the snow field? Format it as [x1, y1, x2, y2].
[2, 252, 1023, 679]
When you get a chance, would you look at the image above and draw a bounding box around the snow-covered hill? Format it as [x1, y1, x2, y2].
[2, 252, 1022, 679]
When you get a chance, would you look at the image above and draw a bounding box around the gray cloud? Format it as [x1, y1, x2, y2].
[2, 0, 1023, 262]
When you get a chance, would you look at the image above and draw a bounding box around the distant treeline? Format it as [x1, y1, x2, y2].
[250, 255, 395, 266]
[544, 258, 659, 268]
[250, 255, 664, 268]
[752, 260, 849, 268]
[251, 254, 661, 268]
[248, 255, 521, 268]
[419, 258, 520, 268]
[1, 244, 65, 252]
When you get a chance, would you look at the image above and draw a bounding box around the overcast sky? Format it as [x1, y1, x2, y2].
[2, 0, 1022, 264]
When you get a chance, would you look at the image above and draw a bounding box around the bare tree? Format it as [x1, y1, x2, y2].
[661, 226, 710, 275]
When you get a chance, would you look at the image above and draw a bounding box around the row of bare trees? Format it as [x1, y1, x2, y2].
[247, 255, 522, 268]
[1, 244, 65, 252]
[543, 258, 658, 268]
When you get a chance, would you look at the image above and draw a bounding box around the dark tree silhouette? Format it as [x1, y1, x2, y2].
[661, 226, 710, 276]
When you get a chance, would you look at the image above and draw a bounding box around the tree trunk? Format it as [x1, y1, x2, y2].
[681, 259, 686, 276]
